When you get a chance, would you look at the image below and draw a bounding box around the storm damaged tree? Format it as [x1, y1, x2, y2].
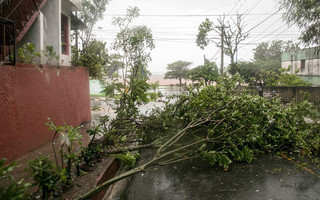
[196, 14, 249, 74]
[76, 75, 319, 200]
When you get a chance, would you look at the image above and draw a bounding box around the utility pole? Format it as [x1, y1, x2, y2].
[216, 24, 229, 75]
[220, 26, 224, 75]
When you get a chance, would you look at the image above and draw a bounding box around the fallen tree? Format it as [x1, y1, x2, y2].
[76, 74, 320, 199]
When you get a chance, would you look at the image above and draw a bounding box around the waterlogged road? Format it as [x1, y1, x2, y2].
[123, 150, 320, 200]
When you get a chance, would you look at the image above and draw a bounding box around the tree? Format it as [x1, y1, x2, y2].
[280, 0, 320, 47]
[232, 60, 278, 86]
[253, 40, 299, 63]
[112, 6, 155, 119]
[265, 67, 311, 87]
[188, 59, 219, 85]
[164, 60, 192, 85]
[197, 15, 248, 74]
[72, 0, 110, 79]
[76, 75, 317, 199]
[78, 0, 110, 48]
[232, 40, 300, 86]
[71, 39, 108, 79]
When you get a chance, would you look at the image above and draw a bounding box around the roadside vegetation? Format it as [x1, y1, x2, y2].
[2, 0, 320, 199]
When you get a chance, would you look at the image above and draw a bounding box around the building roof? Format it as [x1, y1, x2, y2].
[66, 0, 82, 11]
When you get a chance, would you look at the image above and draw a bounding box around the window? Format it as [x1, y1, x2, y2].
[301, 60, 305, 70]
[61, 14, 69, 55]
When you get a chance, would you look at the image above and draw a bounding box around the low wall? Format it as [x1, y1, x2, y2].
[0, 63, 91, 162]
[245, 86, 320, 106]
[263, 86, 320, 105]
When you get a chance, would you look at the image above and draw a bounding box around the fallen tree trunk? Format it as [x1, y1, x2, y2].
[76, 116, 213, 200]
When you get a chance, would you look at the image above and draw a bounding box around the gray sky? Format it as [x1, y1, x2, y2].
[93, 0, 301, 74]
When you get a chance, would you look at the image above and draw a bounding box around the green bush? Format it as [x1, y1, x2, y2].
[0, 158, 30, 200]
[28, 155, 57, 199]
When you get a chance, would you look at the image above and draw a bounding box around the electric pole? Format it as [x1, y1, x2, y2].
[216, 25, 228, 75]
[220, 26, 224, 74]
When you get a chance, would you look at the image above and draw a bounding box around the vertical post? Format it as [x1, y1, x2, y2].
[203, 54, 206, 65]
[220, 26, 224, 75]
[75, 12, 78, 52]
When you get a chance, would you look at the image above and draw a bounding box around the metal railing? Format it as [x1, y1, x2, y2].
[0, 16, 15, 65]
[0, 0, 45, 65]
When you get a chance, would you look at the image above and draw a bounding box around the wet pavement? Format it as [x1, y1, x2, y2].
[123, 150, 320, 200]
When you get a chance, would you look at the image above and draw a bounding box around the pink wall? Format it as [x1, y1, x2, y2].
[0, 64, 91, 162]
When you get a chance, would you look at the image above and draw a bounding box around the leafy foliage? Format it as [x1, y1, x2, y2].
[78, 0, 110, 48]
[17, 43, 60, 65]
[112, 152, 140, 169]
[265, 67, 311, 86]
[42, 46, 59, 65]
[230, 40, 300, 86]
[0, 158, 30, 200]
[28, 155, 57, 199]
[111, 6, 155, 120]
[72, 40, 109, 79]
[164, 60, 192, 85]
[253, 40, 299, 62]
[280, 0, 320, 46]
[188, 59, 219, 85]
[80, 144, 103, 164]
[139, 75, 318, 169]
[17, 43, 41, 63]
[150, 81, 159, 91]
[46, 119, 83, 187]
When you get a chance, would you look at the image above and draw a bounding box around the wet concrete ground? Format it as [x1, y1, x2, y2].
[123, 150, 320, 200]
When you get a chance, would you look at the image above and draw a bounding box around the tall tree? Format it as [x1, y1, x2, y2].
[188, 59, 219, 85]
[196, 15, 248, 74]
[78, 0, 110, 48]
[253, 40, 299, 63]
[280, 0, 320, 47]
[72, 0, 110, 78]
[232, 40, 299, 86]
[164, 60, 192, 85]
[112, 6, 155, 118]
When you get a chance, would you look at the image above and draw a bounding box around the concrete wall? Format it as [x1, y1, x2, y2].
[256, 86, 320, 106]
[0, 63, 91, 162]
[282, 59, 320, 76]
[17, 0, 75, 66]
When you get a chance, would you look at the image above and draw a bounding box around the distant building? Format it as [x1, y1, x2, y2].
[281, 47, 320, 85]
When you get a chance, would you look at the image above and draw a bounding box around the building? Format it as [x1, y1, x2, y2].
[1, 0, 84, 65]
[281, 47, 320, 85]
[0, 0, 91, 162]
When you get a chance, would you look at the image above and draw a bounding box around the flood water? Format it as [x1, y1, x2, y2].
[122, 150, 320, 200]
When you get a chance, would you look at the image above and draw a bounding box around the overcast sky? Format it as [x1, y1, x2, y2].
[93, 0, 301, 74]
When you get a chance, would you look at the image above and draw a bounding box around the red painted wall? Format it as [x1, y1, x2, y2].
[0, 64, 91, 162]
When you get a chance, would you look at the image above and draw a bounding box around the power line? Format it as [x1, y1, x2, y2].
[246, 7, 284, 33]
[103, 13, 285, 17]
[243, 0, 262, 19]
